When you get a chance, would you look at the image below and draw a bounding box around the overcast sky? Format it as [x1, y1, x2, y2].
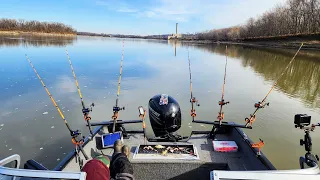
[0, 0, 285, 35]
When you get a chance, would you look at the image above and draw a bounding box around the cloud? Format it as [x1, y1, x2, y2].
[117, 7, 138, 13]
[135, 0, 198, 22]
[95, 0, 138, 13]
[135, 11, 156, 18]
[95, 0, 285, 32]
[151, 0, 198, 15]
[96, 0, 197, 22]
[175, 17, 188, 22]
[131, 0, 284, 25]
[95, 0, 108, 6]
[144, 11, 156, 18]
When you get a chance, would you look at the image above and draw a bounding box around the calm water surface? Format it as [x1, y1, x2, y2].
[0, 36, 320, 170]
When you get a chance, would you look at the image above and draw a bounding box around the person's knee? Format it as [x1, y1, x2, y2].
[114, 140, 123, 153]
[122, 145, 130, 157]
[82, 159, 110, 180]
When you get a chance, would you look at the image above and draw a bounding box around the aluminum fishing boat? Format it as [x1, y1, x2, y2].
[1, 110, 320, 180]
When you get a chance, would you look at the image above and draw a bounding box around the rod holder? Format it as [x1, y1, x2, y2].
[113, 106, 125, 112]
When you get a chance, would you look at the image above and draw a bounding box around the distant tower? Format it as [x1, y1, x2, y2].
[176, 23, 178, 35]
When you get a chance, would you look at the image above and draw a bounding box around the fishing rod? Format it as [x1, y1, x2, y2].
[112, 41, 125, 133]
[25, 55, 89, 169]
[188, 49, 200, 121]
[245, 43, 304, 127]
[65, 49, 95, 138]
[217, 45, 230, 125]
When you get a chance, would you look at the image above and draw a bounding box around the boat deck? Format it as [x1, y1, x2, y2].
[61, 123, 275, 180]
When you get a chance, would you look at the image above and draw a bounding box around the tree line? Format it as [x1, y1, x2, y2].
[0, 18, 76, 34]
[77, 31, 172, 39]
[77, 32, 111, 37]
[196, 0, 320, 41]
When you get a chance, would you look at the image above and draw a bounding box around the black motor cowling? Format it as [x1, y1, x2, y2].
[148, 94, 181, 137]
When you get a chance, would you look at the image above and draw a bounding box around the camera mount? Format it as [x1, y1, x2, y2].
[294, 114, 320, 169]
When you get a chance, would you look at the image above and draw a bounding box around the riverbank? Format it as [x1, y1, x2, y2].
[166, 38, 320, 51]
[221, 40, 320, 50]
[0, 31, 76, 37]
[174, 33, 320, 50]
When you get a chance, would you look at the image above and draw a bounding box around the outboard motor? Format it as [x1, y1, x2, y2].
[148, 94, 183, 142]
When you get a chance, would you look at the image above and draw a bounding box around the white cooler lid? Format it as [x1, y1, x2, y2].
[212, 141, 238, 152]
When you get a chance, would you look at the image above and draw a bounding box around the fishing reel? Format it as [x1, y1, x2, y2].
[70, 130, 88, 153]
[190, 97, 200, 106]
[219, 99, 229, 106]
[113, 106, 125, 112]
[82, 103, 94, 122]
[70, 130, 85, 143]
[111, 105, 126, 133]
[217, 100, 229, 122]
[112, 105, 125, 120]
[82, 103, 95, 114]
[254, 102, 269, 109]
[245, 114, 256, 127]
[70, 129, 89, 169]
[82, 103, 95, 139]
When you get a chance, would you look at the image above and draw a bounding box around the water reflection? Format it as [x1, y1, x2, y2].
[193, 44, 320, 110]
[0, 35, 76, 47]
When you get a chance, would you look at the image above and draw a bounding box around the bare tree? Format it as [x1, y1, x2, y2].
[196, 0, 320, 41]
[0, 18, 76, 34]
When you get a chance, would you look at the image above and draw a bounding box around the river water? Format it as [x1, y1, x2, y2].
[0, 36, 319, 170]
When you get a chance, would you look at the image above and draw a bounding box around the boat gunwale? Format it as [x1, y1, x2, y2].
[233, 125, 276, 170]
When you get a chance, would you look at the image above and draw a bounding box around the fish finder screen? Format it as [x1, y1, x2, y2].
[102, 132, 122, 148]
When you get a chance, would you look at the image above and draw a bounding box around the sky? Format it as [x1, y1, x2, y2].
[0, 0, 285, 35]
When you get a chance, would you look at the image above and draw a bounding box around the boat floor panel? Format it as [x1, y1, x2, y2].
[62, 126, 270, 179]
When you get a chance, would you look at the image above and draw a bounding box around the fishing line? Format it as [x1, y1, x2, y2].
[245, 43, 304, 127]
[217, 45, 230, 125]
[25, 54, 88, 168]
[112, 40, 125, 133]
[66, 49, 94, 137]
